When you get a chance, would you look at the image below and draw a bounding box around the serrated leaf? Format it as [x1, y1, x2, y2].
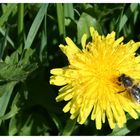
[0, 62, 37, 97]
[5, 51, 19, 65]
[0, 64, 27, 82]
[23, 63, 38, 72]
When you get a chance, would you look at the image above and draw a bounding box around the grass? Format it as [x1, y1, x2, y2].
[0, 3, 140, 136]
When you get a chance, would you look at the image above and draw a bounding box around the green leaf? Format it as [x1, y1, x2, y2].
[62, 119, 76, 136]
[108, 119, 140, 136]
[0, 4, 17, 27]
[21, 48, 35, 65]
[0, 61, 37, 97]
[77, 12, 99, 44]
[0, 82, 17, 97]
[0, 104, 19, 121]
[0, 81, 16, 126]
[0, 63, 35, 83]
[130, 3, 138, 12]
[8, 91, 25, 135]
[19, 115, 34, 135]
[8, 86, 28, 136]
[108, 114, 140, 136]
[9, 116, 17, 135]
[5, 51, 19, 65]
[24, 4, 48, 49]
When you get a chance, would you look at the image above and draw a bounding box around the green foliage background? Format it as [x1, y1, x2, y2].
[0, 3, 140, 136]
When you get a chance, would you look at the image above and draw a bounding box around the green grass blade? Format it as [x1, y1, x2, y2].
[0, 29, 8, 59]
[24, 4, 48, 49]
[39, 15, 47, 62]
[0, 28, 14, 48]
[49, 113, 63, 133]
[0, 81, 17, 126]
[64, 4, 74, 20]
[56, 3, 65, 37]
[117, 3, 138, 33]
[118, 14, 128, 33]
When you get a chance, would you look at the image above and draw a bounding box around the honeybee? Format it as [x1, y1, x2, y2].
[118, 74, 140, 104]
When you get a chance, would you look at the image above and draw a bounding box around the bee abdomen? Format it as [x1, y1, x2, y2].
[130, 85, 140, 103]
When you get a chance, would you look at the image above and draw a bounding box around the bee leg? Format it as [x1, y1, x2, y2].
[116, 81, 121, 86]
[117, 89, 126, 93]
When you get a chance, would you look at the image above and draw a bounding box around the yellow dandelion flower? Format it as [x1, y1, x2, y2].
[50, 27, 140, 130]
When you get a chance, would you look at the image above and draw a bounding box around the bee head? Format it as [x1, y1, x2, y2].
[118, 74, 126, 82]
